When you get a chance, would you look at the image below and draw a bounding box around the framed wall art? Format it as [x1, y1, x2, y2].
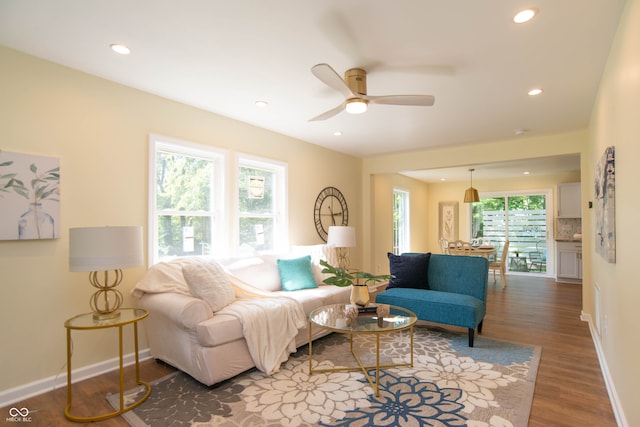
[439, 201, 458, 242]
[0, 150, 60, 240]
[594, 146, 615, 263]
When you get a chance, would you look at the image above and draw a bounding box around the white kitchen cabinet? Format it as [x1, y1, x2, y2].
[557, 183, 581, 218]
[557, 241, 582, 283]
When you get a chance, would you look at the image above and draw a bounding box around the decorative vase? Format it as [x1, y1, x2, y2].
[350, 284, 370, 307]
[18, 202, 54, 240]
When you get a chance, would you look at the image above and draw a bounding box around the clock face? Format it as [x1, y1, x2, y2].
[314, 186, 349, 242]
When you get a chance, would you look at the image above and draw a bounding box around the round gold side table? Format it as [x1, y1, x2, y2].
[64, 308, 150, 422]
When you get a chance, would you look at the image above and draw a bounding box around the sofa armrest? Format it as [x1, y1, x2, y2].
[138, 292, 212, 330]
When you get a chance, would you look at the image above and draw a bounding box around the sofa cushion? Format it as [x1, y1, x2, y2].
[292, 244, 339, 284]
[196, 313, 244, 347]
[387, 252, 431, 289]
[183, 259, 235, 312]
[376, 287, 484, 330]
[132, 258, 193, 298]
[277, 255, 318, 291]
[273, 284, 351, 313]
[222, 255, 283, 292]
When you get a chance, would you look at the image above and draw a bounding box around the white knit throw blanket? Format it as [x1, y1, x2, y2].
[218, 275, 306, 375]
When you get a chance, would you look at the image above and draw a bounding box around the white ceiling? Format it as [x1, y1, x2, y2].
[0, 1, 624, 178]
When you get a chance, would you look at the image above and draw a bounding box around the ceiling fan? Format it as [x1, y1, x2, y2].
[309, 63, 435, 121]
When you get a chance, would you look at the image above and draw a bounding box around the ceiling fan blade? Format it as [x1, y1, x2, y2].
[311, 63, 354, 99]
[365, 94, 435, 106]
[309, 102, 345, 122]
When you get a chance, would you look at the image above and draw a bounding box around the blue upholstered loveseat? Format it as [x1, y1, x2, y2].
[376, 253, 489, 346]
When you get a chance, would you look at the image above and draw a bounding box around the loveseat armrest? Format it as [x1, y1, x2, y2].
[138, 292, 212, 330]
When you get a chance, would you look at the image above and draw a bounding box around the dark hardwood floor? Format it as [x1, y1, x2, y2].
[2, 275, 616, 426]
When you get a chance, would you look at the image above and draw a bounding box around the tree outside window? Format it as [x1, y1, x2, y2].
[237, 157, 287, 255]
[149, 136, 225, 264]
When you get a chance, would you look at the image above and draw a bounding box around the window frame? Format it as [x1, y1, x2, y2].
[234, 153, 288, 255]
[148, 134, 227, 265]
[393, 188, 411, 255]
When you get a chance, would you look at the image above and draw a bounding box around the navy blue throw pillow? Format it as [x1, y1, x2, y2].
[387, 252, 430, 289]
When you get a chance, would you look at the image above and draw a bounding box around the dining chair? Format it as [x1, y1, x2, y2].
[448, 240, 473, 256]
[489, 239, 509, 287]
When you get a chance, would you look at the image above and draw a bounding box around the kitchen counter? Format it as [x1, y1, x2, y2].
[555, 238, 582, 242]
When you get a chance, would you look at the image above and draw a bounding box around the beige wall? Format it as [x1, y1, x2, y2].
[361, 129, 587, 272]
[588, 0, 640, 424]
[0, 46, 361, 394]
[424, 171, 581, 251]
[359, 1, 640, 422]
[370, 174, 429, 274]
[2, 0, 638, 419]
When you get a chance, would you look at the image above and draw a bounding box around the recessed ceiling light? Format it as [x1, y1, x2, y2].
[514, 128, 528, 136]
[255, 100, 269, 108]
[333, 130, 342, 136]
[513, 8, 538, 24]
[528, 88, 543, 96]
[110, 44, 131, 55]
[523, 171, 531, 175]
[440, 178, 447, 182]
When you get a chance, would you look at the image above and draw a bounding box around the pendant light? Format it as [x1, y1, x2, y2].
[464, 168, 480, 203]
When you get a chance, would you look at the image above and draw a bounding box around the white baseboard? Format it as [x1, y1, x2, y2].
[0, 348, 152, 408]
[580, 311, 627, 427]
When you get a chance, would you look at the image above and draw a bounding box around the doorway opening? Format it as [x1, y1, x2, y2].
[471, 190, 553, 276]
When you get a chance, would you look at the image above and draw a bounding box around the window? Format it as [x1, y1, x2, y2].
[236, 155, 288, 255]
[149, 135, 225, 264]
[393, 188, 410, 254]
[471, 190, 552, 275]
[150, 137, 289, 263]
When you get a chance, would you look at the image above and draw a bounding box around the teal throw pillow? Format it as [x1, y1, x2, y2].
[277, 255, 318, 291]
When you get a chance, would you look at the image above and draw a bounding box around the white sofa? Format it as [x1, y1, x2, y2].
[133, 246, 350, 386]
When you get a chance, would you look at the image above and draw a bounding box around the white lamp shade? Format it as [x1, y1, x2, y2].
[327, 226, 356, 248]
[69, 226, 143, 272]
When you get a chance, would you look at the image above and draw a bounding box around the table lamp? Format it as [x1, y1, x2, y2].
[69, 226, 143, 320]
[327, 226, 356, 269]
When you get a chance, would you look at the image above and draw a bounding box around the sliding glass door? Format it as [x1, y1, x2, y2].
[471, 190, 552, 276]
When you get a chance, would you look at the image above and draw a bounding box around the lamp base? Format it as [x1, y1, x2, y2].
[92, 310, 121, 321]
[88, 269, 124, 320]
[336, 247, 350, 270]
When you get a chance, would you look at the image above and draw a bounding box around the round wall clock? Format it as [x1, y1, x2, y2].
[314, 186, 349, 242]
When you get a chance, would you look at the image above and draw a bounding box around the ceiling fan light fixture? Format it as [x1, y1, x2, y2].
[345, 99, 368, 114]
[464, 168, 480, 203]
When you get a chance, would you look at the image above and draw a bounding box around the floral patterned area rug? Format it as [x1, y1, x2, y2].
[109, 326, 541, 427]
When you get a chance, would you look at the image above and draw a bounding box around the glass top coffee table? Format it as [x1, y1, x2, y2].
[308, 303, 417, 396]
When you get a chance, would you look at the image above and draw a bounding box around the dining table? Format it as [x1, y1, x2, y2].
[469, 246, 497, 260]
[449, 243, 496, 260]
